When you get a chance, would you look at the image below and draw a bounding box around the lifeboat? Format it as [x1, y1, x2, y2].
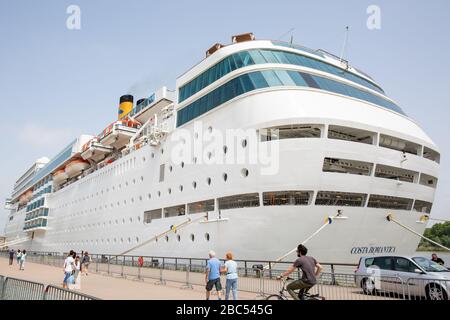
[65, 159, 90, 178]
[99, 119, 141, 149]
[53, 168, 68, 184]
[81, 137, 113, 163]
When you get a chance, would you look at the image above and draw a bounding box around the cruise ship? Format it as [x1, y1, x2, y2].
[2, 33, 440, 263]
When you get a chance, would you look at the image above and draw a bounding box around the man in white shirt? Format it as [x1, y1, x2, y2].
[62, 251, 75, 289]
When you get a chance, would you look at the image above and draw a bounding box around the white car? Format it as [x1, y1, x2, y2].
[355, 255, 450, 300]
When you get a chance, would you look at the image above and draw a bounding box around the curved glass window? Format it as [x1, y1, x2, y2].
[179, 49, 384, 103]
[176, 69, 404, 127]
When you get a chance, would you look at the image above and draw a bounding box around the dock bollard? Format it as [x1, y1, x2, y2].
[155, 266, 166, 285]
[181, 264, 194, 290]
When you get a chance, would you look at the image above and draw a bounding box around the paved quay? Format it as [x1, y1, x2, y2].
[0, 257, 257, 300]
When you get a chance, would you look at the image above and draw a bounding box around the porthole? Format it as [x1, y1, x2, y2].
[190, 234, 195, 242]
[207, 152, 213, 160]
[136, 237, 139, 243]
[161, 148, 164, 154]
[122, 218, 125, 224]
[130, 217, 133, 223]
[157, 191, 161, 197]
[169, 165, 173, 172]
[120, 238, 123, 243]
[148, 193, 151, 199]
[133, 179, 136, 184]
[192, 181, 197, 189]
[140, 176, 144, 182]
[205, 233, 210, 241]
[206, 177, 212, 185]
[151, 153, 155, 158]
[128, 237, 131, 243]
[165, 235, 169, 242]
[223, 145, 228, 154]
[168, 188, 172, 194]
[193, 157, 197, 164]
[117, 201, 120, 206]
[125, 181, 129, 187]
[194, 132, 199, 139]
[222, 173, 228, 182]
[115, 219, 119, 224]
[142, 157, 146, 162]
[208, 126, 213, 133]
[179, 185, 183, 192]
[177, 234, 181, 242]
[241, 168, 249, 177]
[131, 197, 135, 203]
[181, 161, 185, 168]
[242, 139, 248, 148]
[139, 195, 143, 201]
[137, 216, 141, 222]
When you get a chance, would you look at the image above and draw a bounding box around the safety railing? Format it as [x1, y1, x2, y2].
[44, 285, 99, 300]
[1, 277, 45, 300]
[2, 251, 448, 300]
[0, 275, 99, 300]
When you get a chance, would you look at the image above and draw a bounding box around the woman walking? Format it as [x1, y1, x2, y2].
[222, 252, 239, 300]
[70, 256, 81, 290]
[19, 250, 26, 270]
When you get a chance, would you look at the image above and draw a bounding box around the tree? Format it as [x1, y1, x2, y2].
[418, 221, 450, 251]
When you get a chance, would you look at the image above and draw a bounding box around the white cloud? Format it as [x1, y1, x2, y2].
[17, 124, 76, 149]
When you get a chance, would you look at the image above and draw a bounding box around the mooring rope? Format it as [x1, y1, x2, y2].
[264, 215, 341, 270]
[118, 214, 207, 256]
[386, 214, 450, 252]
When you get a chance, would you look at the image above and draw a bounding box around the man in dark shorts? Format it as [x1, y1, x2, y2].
[278, 244, 323, 300]
[205, 250, 223, 300]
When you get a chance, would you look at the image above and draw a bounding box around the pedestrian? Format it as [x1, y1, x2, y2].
[8, 249, 15, 265]
[70, 256, 81, 290]
[63, 251, 75, 289]
[16, 250, 21, 265]
[19, 250, 26, 270]
[82, 251, 91, 276]
[431, 253, 445, 266]
[205, 250, 222, 300]
[222, 252, 238, 300]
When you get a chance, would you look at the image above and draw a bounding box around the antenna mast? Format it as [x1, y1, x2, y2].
[339, 26, 349, 64]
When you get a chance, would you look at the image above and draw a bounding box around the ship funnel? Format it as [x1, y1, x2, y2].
[118, 94, 133, 120]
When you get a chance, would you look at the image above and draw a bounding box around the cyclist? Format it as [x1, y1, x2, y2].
[277, 244, 323, 300]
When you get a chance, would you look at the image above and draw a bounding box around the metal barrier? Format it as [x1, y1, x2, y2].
[1, 277, 45, 300]
[44, 285, 99, 300]
[406, 277, 450, 300]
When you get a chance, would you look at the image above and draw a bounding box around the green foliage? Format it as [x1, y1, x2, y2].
[418, 221, 450, 251]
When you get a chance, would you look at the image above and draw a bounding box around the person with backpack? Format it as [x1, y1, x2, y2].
[8, 249, 15, 265]
[82, 251, 91, 276]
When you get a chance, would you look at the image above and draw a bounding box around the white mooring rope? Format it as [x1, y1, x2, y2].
[387, 214, 450, 252]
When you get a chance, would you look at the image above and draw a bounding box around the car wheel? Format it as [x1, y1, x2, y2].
[362, 278, 376, 295]
[426, 284, 448, 301]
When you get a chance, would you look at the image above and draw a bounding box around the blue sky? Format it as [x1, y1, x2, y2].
[1, 0, 449, 232]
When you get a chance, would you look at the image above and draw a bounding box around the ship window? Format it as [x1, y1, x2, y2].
[419, 173, 438, 188]
[323, 158, 373, 176]
[177, 70, 404, 127]
[263, 191, 312, 206]
[188, 199, 215, 214]
[315, 191, 367, 207]
[218, 193, 260, 210]
[379, 134, 421, 155]
[205, 233, 210, 241]
[177, 235, 181, 242]
[328, 125, 375, 145]
[413, 200, 432, 214]
[192, 181, 197, 189]
[223, 173, 228, 182]
[241, 169, 249, 178]
[164, 204, 186, 218]
[423, 147, 440, 164]
[367, 194, 413, 210]
[206, 177, 212, 185]
[375, 164, 418, 183]
[144, 209, 162, 224]
[260, 124, 322, 141]
[190, 234, 195, 242]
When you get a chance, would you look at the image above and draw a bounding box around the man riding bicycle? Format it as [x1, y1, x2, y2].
[277, 244, 323, 300]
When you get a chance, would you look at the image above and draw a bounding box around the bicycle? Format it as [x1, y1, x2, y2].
[265, 277, 325, 300]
